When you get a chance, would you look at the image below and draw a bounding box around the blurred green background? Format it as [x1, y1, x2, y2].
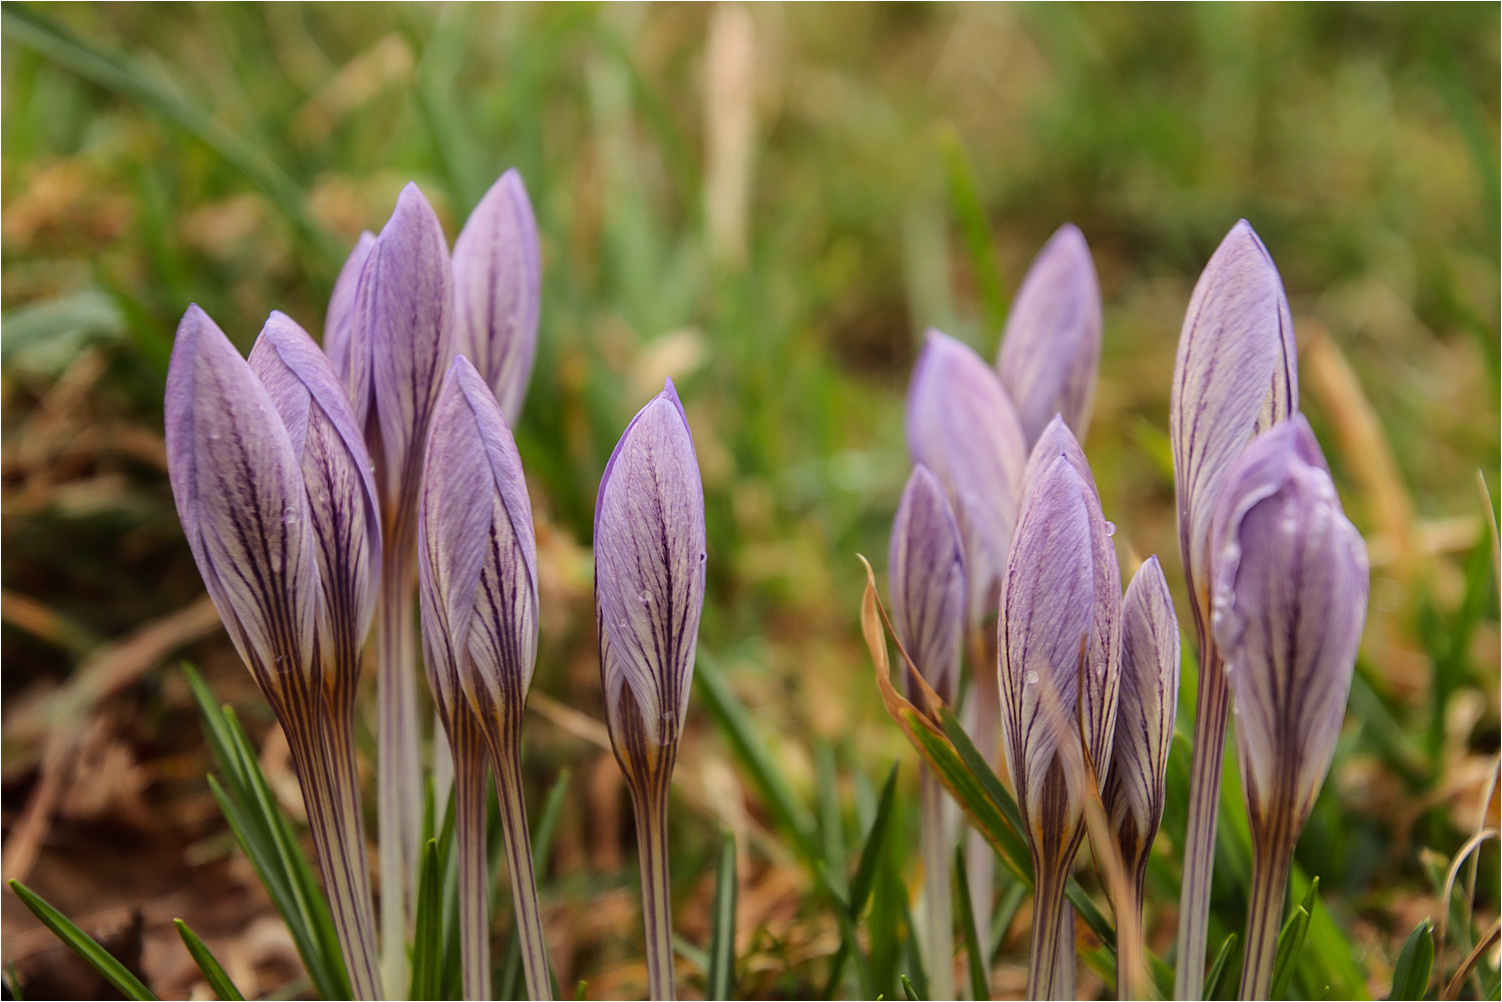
[2, 3, 1497, 999]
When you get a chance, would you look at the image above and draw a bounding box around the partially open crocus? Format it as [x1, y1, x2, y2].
[1210, 416, 1368, 1000]
[996, 223, 1103, 448]
[1169, 220, 1298, 997]
[999, 419, 1121, 1001]
[452, 169, 541, 427]
[1101, 555, 1179, 995]
[595, 380, 706, 1002]
[888, 464, 966, 998]
[418, 355, 552, 1001]
[166, 306, 382, 999]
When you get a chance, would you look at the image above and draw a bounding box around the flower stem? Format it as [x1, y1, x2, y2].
[964, 627, 998, 954]
[632, 784, 677, 1001]
[377, 556, 422, 992]
[1027, 861, 1068, 1001]
[919, 768, 955, 1001]
[1238, 840, 1294, 1001]
[1173, 636, 1229, 1000]
[1116, 879, 1147, 1001]
[492, 745, 554, 1001]
[451, 712, 491, 1002]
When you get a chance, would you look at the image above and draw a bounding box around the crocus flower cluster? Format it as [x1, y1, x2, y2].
[890, 220, 1366, 1001]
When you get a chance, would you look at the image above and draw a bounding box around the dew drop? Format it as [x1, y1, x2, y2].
[639, 590, 653, 604]
[207, 432, 221, 441]
[1024, 670, 1039, 685]
[1104, 521, 1117, 537]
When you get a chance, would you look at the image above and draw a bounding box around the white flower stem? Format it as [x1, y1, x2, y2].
[919, 768, 955, 1001]
[964, 627, 998, 954]
[1238, 838, 1294, 1001]
[632, 783, 677, 1001]
[491, 743, 554, 1001]
[1174, 634, 1229, 1000]
[451, 711, 491, 1002]
[377, 556, 422, 993]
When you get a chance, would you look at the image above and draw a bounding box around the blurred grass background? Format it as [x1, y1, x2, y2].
[1, 3, 1497, 999]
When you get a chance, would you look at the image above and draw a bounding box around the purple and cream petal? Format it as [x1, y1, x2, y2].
[889, 465, 967, 705]
[324, 231, 375, 389]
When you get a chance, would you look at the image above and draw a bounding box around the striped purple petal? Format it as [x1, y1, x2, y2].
[1210, 416, 1368, 830]
[452, 169, 541, 427]
[907, 328, 1028, 629]
[889, 465, 967, 705]
[324, 231, 375, 387]
[1171, 220, 1298, 632]
[996, 223, 1102, 448]
[1102, 556, 1180, 876]
[165, 305, 319, 698]
[594, 380, 706, 764]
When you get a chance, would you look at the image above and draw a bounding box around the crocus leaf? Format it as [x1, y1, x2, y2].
[901, 973, 924, 1001]
[953, 847, 991, 1001]
[1389, 919, 1434, 1001]
[8, 879, 155, 1001]
[1269, 877, 1318, 1001]
[174, 919, 245, 1001]
[408, 838, 443, 1002]
[1204, 932, 1238, 1000]
[706, 834, 738, 1001]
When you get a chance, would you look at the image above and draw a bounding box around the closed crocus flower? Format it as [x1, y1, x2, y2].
[322, 230, 375, 383]
[996, 223, 1103, 448]
[1101, 556, 1179, 914]
[1169, 219, 1298, 997]
[999, 423, 1121, 1001]
[1209, 416, 1367, 1001]
[888, 464, 966, 1000]
[596, 380, 706, 1002]
[166, 306, 382, 998]
[452, 169, 541, 426]
[419, 356, 551, 1000]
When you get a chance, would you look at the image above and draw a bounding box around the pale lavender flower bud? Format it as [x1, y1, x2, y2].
[452, 169, 541, 427]
[347, 183, 455, 516]
[996, 223, 1102, 448]
[1210, 416, 1368, 834]
[323, 231, 375, 384]
[906, 328, 1028, 629]
[417, 355, 539, 731]
[249, 312, 382, 691]
[1171, 220, 1298, 632]
[888, 464, 967, 706]
[165, 305, 320, 704]
[1102, 556, 1180, 886]
[595, 380, 707, 782]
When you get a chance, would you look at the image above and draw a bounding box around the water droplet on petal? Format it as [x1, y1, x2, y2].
[1104, 521, 1116, 536]
[640, 590, 652, 604]
[1024, 670, 1039, 686]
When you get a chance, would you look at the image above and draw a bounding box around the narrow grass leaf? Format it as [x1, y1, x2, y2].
[707, 834, 738, 1001]
[173, 919, 245, 1001]
[989, 882, 1026, 963]
[819, 765, 899, 998]
[937, 124, 1008, 333]
[1269, 877, 1318, 1001]
[953, 847, 990, 1001]
[899, 891, 930, 1001]
[1204, 932, 1238, 1000]
[817, 743, 848, 894]
[8, 879, 155, 1001]
[901, 973, 923, 1001]
[1390, 919, 1434, 1001]
[409, 839, 443, 1002]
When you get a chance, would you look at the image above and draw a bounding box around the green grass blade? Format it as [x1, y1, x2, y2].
[901, 973, 923, 1000]
[816, 743, 848, 894]
[849, 765, 900, 913]
[5, 959, 23, 1000]
[8, 879, 155, 1000]
[1269, 877, 1318, 1001]
[1389, 918, 1434, 1001]
[173, 919, 245, 1001]
[409, 839, 443, 1002]
[899, 890, 930, 1001]
[707, 833, 738, 1001]
[937, 124, 1008, 334]
[1204, 932, 1238, 1000]
[989, 882, 1026, 963]
[953, 847, 990, 1001]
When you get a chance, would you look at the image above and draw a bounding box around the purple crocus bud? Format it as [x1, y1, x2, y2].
[166, 305, 319, 705]
[1209, 415, 1367, 999]
[888, 464, 966, 706]
[347, 183, 455, 515]
[323, 231, 375, 384]
[249, 312, 382, 699]
[1101, 556, 1179, 897]
[906, 328, 1028, 629]
[452, 169, 541, 427]
[1211, 416, 1367, 841]
[1171, 220, 1298, 632]
[996, 223, 1102, 448]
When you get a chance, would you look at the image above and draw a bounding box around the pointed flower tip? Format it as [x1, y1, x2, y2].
[889, 464, 966, 705]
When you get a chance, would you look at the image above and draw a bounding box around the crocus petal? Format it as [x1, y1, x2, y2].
[452, 169, 541, 427]
[1171, 220, 1298, 631]
[1210, 417, 1368, 830]
[324, 231, 375, 387]
[889, 464, 967, 705]
[165, 305, 319, 696]
[907, 329, 1028, 628]
[996, 223, 1102, 447]
[1103, 556, 1180, 867]
[351, 183, 455, 513]
[249, 313, 383, 659]
[998, 454, 1095, 841]
[595, 380, 706, 754]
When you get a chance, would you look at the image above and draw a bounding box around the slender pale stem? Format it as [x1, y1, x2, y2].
[377, 556, 422, 991]
[964, 627, 997, 954]
[1173, 631, 1229, 1000]
[1055, 902, 1076, 1001]
[1026, 859, 1069, 1001]
[1238, 839, 1294, 1001]
[322, 702, 382, 997]
[492, 745, 554, 1001]
[1116, 877, 1147, 1000]
[451, 712, 491, 1002]
[919, 768, 954, 1001]
[631, 784, 677, 1001]
[286, 711, 383, 1000]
